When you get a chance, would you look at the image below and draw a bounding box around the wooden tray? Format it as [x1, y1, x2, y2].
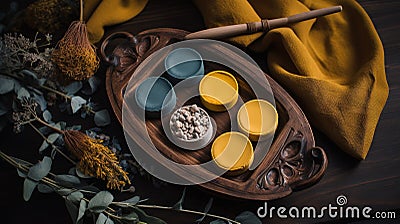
[101, 28, 327, 200]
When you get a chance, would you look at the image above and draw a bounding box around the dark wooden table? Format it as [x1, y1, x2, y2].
[1, 0, 399, 223]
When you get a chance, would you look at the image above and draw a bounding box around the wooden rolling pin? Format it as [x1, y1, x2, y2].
[185, 5, 342, 40]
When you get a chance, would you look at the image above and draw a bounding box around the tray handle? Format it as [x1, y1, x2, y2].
[100, 32, 138, 66]
[256, 129, 328, 193]
[292, 146, 328, 190]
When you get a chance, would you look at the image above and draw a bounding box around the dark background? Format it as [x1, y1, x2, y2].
[0, 0, 399, 223]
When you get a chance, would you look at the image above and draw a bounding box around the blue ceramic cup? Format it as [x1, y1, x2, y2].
[135, 77, 176, 118]
[164, 48, 204, 84]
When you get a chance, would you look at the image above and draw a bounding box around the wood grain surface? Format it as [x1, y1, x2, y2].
[0, 0, 399, 223]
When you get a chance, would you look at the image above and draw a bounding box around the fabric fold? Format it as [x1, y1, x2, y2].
[193, 0, 388, 159]
[84, 0, 149, 43]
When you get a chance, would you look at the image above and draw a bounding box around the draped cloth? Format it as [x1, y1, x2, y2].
[85, 0, 389, 159]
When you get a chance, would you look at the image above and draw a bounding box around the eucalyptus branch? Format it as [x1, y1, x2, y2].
[82, 104, 96, 115]
[33, 116, 64, 134]
[112, 202, 240, 224]
[20, 118, 38, 126]
[103, 210, 123, 221]
[40, 84, 72, 101]
[0, 150, 90, 193]
[1, 71, 96, 115]
[28, 122, 76, 165]
[0, 150, 59, 189]
[0, 151, 239, 224]
[0, 71, 70, 101]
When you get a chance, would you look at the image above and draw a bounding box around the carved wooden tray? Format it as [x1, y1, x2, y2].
[101, 28, 327, 200]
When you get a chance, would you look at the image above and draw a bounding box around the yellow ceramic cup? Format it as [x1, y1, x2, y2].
[211, 132, 254, 176]
[237, 99, 278, 142]
[199, 70, 239, 112]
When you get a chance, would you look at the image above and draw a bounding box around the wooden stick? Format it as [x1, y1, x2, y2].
[185, 5, 342, 40]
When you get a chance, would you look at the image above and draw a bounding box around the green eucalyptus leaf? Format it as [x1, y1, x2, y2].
[65, 198, 79, 223]
[131, 207, 167, 224]
[96, 213, 107, 224]
[27, 156, 52, 181]
[121, 196, 140, 205]
[0, 75, 15, 94]
[89, 77, 101, 94]
[88, 191, 114, 213]
[38, 78, 46, 86]
[38, 140, 49, 152]
[50, 147, 57, 159]
[235, 211, 261, 224]
[48, 133, 60, 144]
[32, 92, 47, 111]
[172, 187, 186, 210]
[66, 125, 82, 131]
[82, 76, 101, 95]
[94, 109, 111, 127]
[75, 167, 93, 179]
[96, 213, 108, 224]
[42, 110, 52, 122]
[57, 121, 67, 130]
[39, 122, 63, 135]
[27, 86, 42, 95]
[13, 80, 21, 94]
[77, 199, 87, 224]
[96, 213, 114, 224]
[23, 178, 38, 201]
[17, 87, 30, 100]
[210, 220, 226, 224]
[122, 212, 138, 221]
[62, 81, 83, 95]
[20, 70, 39, 84]
[196, 198, 213, 223]
[105, 216, 114, 224]
[17, 168, 27, 178]
[55, 174, 81, 188]
[37, 183, 54, 193]
[13, 157, 31, 166]
[56, 188, 74, 196]
[71, 96, 86, 114]
[80, 110, 88, 119]
[68, 167, 76, 175]
[67, 191, 84, 204]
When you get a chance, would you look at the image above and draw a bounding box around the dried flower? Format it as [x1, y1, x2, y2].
[63, 130, 130, 190]
[12, 98, 38, 133]
[24, 0, 79, 34]
[0, 33, 55, 78]
[51, 21, 99, 81]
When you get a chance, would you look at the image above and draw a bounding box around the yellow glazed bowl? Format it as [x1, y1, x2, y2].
[237, 99, 278, 142]
[211, 132, 254, 176]
[199, 70, 238, 112]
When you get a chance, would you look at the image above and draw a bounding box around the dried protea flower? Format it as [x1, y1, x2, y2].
[24, 0, 79, 34]
[51, 21, 99, 80]
[63, 130, 130, 190]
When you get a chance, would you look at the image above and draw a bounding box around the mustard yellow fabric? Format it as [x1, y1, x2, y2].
[84, 0, 148, 43]
[81, 0, 388, 159]
[193, 0, 389, 159]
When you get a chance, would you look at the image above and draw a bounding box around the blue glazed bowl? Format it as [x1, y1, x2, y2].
[135, 77, 176, 118]
[165, 48, 204, 84]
